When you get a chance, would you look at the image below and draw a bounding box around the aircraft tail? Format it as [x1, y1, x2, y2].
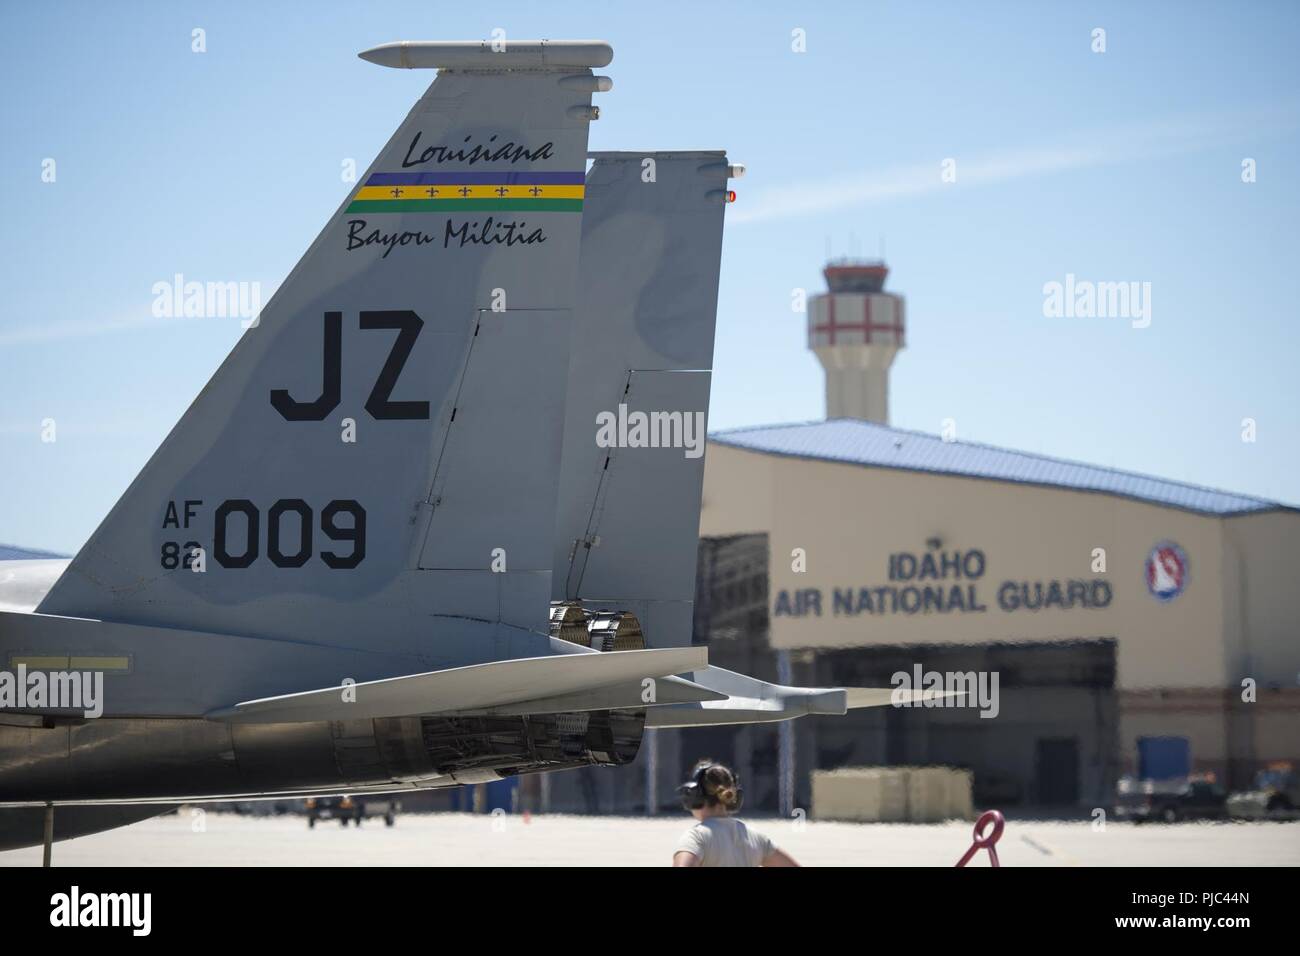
[552, 151, 741, 647]
[37, 41, 613, 656]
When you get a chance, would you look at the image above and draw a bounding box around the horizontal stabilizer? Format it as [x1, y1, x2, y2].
[206, 646, 705, 724]
[643, 666, 961, 728]
[845, 687, 964, 708]
[468, 674, 727, 717]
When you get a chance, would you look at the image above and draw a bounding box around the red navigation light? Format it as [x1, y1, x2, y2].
[726, 190, 737, 203]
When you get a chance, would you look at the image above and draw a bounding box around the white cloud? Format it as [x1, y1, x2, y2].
[0, 281, 279, 348]
[0, 313, 178, 348]
[730, 106, 1297, 226]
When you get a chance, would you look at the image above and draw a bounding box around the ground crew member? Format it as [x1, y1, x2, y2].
[672, 760, 799, 867]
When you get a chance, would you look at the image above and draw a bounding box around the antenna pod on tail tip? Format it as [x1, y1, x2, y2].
[359, 39, 614, 70]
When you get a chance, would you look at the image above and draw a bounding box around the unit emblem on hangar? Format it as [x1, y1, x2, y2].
[1145, 540, 1189, 602]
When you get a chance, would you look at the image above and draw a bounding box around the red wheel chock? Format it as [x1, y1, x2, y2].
[955, 810, 1004, 867]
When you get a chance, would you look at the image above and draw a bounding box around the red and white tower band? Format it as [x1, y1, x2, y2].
[807, 260, 906, 424]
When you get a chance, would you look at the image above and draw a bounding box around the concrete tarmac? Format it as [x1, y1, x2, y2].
[2, 812, 1297, 866]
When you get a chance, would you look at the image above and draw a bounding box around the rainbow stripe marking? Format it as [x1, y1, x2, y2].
[347, 171, 584, 213]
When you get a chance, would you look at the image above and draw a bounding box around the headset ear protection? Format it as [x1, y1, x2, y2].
[678, 762, 744, 813]
[677, 763, 711, 811]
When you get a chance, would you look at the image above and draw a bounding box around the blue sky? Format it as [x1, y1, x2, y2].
[1, 1, 1297, 553]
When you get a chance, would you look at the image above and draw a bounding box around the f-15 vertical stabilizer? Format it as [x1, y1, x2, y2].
[553, 151, 741, 647]
[37, 41, 614, 659]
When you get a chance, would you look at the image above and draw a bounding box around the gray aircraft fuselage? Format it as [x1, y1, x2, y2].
[0, 560, 643, 807]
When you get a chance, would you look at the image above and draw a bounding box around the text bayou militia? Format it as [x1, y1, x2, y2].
[346, 217, 547, 257]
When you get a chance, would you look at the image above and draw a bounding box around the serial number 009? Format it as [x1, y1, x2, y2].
[160, 498, 366, 570]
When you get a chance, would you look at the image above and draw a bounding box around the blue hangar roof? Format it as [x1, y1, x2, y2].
[708, 419, 1293, 518]
[0, 543, 68, 561]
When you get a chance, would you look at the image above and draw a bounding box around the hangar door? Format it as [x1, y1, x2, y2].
[1036, 738, 1080, 804]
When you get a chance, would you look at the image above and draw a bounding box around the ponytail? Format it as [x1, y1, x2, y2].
[703, 764, 742, 812]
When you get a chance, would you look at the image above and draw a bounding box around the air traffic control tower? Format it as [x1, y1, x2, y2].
[807, 260, 906, 424]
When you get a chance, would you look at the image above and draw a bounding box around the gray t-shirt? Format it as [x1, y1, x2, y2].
[675, 817, 774, 867]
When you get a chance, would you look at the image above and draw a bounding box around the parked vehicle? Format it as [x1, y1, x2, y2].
[1113, 775, 1227, 823]
[1227, 765, 1298, 820]
[304, 796, 398, 828]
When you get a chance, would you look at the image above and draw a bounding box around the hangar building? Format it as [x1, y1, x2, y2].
[688, 260, 1300, 813]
